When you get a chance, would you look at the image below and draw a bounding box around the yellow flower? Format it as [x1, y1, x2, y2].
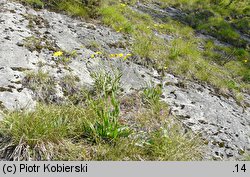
[53, 51, 63, 57]
[95, 51, 102, 55]
[243, 59, 248, 63]
[154, 24, 158, 27]
[124, 53, 132, 60]
[91, 54, 95, 58]
[118, 53, 124, 57]
[120, 3, 126, 7]
[110, 54, 116, 58]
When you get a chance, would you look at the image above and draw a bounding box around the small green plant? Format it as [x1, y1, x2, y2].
[52, 50, 74, 65]
[143, 84, 163, 106]
[57, 1, 88, 17]
[86, 93, 130, 142]
[24, 36, 54, 52]
[169, 45, 181, 60]
[86, 40, 102, 51]
[22, 70, 56, 103]
[141, 84, 169, 122]
[90, 69, 122, 97]
[86, 69, 130, 141]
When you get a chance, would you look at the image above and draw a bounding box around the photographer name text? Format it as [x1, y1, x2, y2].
[2, 163, 88, 174]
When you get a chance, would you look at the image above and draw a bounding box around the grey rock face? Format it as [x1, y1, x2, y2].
[0, 1, 249, 160]
[162, 75, 250, 160]
[0, 2, 36, 110]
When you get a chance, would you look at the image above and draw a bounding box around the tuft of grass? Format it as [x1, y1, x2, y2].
[100, 5, 133, 33]
[144, 124, 202, 160]
[132, 33, 168, 68]
[0, 104, 88, 147]
[141, 84, 166, 116]
[89, 122, 203, 161]
[22, 0, 44, 8]
[143, 85, 162, 105]
[90, 69, 122, 97]
[22, 70, 57, 103]
[60, 74, 79, 97]
[0, 104, 94, 160]
[0, 104, 203, 161]
[21, 0, 103, 18]
[57, 1, 88, 17]
[23, 36, 55, 52]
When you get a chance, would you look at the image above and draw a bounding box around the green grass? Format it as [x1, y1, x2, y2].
[20, 0, 103, 18]
[58, 1, 88, 17]
[0, 104, 96, 160]
[157, 0, 250, 48]
[8, 0, 248, 160]
[90, 69, 122, 97]
[0, 104, 88, 146]
[0, 101, 203, 161]
[100, 5, 133, 33]
[89, 123, 202, 161]
[0, 70, 203, 161]
[22, 70, 57, 103]
[98, 1, 250, 95]
[143, 84, 163, 106]
[144, 125, 201, 160]
[23, 0, 44, 8]
[19, 0, 250, 95]
[196, 16, 242, 46]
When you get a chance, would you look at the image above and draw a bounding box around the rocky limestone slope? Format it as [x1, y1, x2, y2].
[0, 0, 249, 160]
